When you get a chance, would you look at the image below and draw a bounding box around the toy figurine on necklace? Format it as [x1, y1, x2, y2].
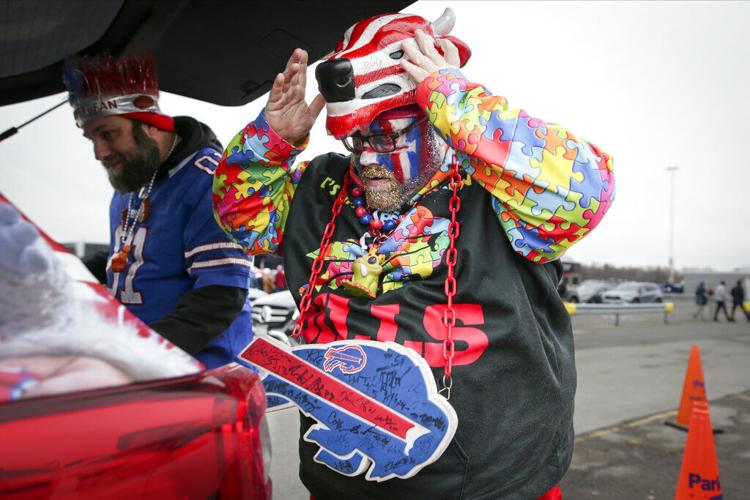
[341, 246, 386, 299]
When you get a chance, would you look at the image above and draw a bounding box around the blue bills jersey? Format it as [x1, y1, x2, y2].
[106, 147, 253, 368]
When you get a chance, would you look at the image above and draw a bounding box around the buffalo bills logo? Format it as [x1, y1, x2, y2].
[240, 337, 458, 481]
[323, 345, 366, 374]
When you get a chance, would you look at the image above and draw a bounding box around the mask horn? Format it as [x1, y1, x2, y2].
[432, 7, 455, 36]
[431, 8, 471, 67]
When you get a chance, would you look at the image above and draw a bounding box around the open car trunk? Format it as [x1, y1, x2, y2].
[1, 0, 413, 106]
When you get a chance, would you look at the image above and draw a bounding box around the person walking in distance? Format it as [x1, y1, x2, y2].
[273, 265, 287, 291]
[713, 280, 731, 322]
[693, 281, 708, 320]
[730, 280, 749, 322]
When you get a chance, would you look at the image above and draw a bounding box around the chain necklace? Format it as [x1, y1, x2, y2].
[439, 155, 462, 400]
[290, 173, 351, 339]
[111, 134, 178, 273]
[291, 156, 463, 399]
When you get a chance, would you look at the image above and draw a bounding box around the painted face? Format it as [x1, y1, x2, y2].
[353, 110, 448, 211]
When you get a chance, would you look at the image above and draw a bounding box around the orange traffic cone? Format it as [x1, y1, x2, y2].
[676, 345, 708, 426]
[674, 401, 723, 499]
[666, 345, 709, 431]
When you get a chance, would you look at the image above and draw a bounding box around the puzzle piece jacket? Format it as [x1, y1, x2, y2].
[213, 69, 615, 499]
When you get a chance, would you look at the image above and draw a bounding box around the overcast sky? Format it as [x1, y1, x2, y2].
[2, 1, 748, 271]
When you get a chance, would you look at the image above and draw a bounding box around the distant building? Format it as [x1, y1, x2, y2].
[682, 269, 749, 297]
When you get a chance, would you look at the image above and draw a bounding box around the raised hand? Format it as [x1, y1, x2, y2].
[400, 29, 461, 83]
[265, 48, 326, 145]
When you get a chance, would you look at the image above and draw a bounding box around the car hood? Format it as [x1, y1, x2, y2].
[252, 290, 295, 309]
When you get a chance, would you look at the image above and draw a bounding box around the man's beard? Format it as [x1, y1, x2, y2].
[361, 165, 407, 212]
[106, 124, 161, 193]
[360, 129, 448, 212]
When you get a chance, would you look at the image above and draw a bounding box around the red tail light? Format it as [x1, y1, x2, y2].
[0, 364, 271, 499]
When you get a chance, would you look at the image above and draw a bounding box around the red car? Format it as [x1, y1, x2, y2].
[0, 364, 271, 499]
[0, 192, 272, 498]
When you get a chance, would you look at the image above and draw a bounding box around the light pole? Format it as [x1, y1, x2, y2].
[666, 165, 679, 283]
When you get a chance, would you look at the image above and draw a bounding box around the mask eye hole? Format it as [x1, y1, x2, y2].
[389, 50, 404, 60]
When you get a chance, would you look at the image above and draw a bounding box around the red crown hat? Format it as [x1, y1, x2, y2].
[63, 54, 174, 131]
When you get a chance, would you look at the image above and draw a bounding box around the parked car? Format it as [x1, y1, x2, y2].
[0, 364, 272, 499]
[601, 282, 663, 303]
[0, 199, 274, 498]
[252, 289, 298, 339]
[248, 287, 269, 303]
[661, 282, 685, 294]
[567, 279, 613, 303]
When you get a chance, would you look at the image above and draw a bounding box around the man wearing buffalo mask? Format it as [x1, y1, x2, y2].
[214, 8, 614, 499]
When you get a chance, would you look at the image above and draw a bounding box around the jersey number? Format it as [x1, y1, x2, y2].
[110, 226, 147, 305]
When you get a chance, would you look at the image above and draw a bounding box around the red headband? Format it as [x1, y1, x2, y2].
[121, 112, 175, 132]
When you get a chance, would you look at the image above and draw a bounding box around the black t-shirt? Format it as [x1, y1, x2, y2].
[283, 153, 576, 499]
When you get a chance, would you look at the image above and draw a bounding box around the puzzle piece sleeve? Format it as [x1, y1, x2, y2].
[212, 112, 310, 255]
[416, 68, 615, 263]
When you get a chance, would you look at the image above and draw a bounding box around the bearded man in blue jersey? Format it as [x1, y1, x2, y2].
[64, 54, 253, 368]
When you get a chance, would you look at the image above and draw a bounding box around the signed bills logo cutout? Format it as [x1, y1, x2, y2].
[239, 337, 458, 481]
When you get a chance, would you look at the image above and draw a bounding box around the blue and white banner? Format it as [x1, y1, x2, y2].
[240, 337, 458, 481]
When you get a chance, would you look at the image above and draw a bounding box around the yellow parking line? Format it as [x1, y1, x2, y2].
[575, 409, 678, 443]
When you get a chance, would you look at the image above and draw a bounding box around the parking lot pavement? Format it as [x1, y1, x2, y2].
[266, 403, 307, 500]
[560, 390, 750, 499]
[264, 298, 749, 498]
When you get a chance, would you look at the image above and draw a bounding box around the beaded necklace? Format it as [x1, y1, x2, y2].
[349, 184, 401, 232]
[339, 182, 406, 298]
[110, 134, 178, 273]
